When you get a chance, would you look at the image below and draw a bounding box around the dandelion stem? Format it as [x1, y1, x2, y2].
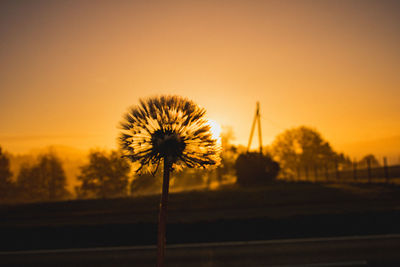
[157, 157, 171, 267]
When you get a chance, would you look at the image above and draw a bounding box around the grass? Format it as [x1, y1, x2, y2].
[1, 181, 400, 227]
[2, 181, 400, 250]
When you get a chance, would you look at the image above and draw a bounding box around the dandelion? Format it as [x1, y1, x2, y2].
[119, 95, 220, 267]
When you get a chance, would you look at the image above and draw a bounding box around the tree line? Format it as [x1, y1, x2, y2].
[0, 148, 129, 203]
[0, 126, 387, 204]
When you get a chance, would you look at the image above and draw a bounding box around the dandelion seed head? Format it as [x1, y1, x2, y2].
[119, 95, 221, 173]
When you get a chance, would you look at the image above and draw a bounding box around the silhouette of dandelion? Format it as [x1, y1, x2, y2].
[119, 95, 220, 267]
[119, 95, 220, 173]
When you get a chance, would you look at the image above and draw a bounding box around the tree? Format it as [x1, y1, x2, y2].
[17, 164, 40, 201]
[0, 147, 14, 202]
[271, 126, 338, 178]
[119, 95, 220, 267]
[17, 153, 69, 202]
[358, 154, 380, 169]
[216, 126, 238, 185]
[77, 150, 130, 199]
[234, 152, 280, 186]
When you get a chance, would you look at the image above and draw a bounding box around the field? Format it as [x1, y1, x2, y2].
[1, 182, 400, 251]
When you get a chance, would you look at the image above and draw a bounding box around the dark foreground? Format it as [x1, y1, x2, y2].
[1, 234, 400, 266]
[1, 210, 400, 251]
[2, 183, 400, 265]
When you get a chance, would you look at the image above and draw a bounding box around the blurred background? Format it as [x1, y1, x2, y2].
[1, 1, 400, 265]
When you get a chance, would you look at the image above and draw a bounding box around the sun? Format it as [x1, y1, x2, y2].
[207, 119, 222, 144]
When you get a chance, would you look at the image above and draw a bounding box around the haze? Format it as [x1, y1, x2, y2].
[1, 0, 399, 160]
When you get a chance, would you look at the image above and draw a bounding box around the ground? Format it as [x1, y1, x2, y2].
[1, 182, 400, 251]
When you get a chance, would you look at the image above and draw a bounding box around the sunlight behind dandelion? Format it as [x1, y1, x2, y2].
[207, 119, 222, 145]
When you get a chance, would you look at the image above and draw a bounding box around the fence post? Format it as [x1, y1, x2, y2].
[305, 166, 309, 181]
[383, 157, 389, 184]
[296, 166, 300, 182]
[314, 165, 318, 182]
[324, 164, 329, 182]
[353, 160, 357, 182]
[367, 157, 372, 183]
[335, 159, 340, 181]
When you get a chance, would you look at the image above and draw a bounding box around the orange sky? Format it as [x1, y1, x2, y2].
[1, 0, 399, 159]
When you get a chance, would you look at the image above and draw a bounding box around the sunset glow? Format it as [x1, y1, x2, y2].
[1, 2, 400, 259]
[208, 119, 222, 144]
[0, 0, 399, 162]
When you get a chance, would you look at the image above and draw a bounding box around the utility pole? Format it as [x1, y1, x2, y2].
[247, 102, 263, 154]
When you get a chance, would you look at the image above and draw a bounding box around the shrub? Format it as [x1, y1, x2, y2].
[234, 152, 280, 186]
